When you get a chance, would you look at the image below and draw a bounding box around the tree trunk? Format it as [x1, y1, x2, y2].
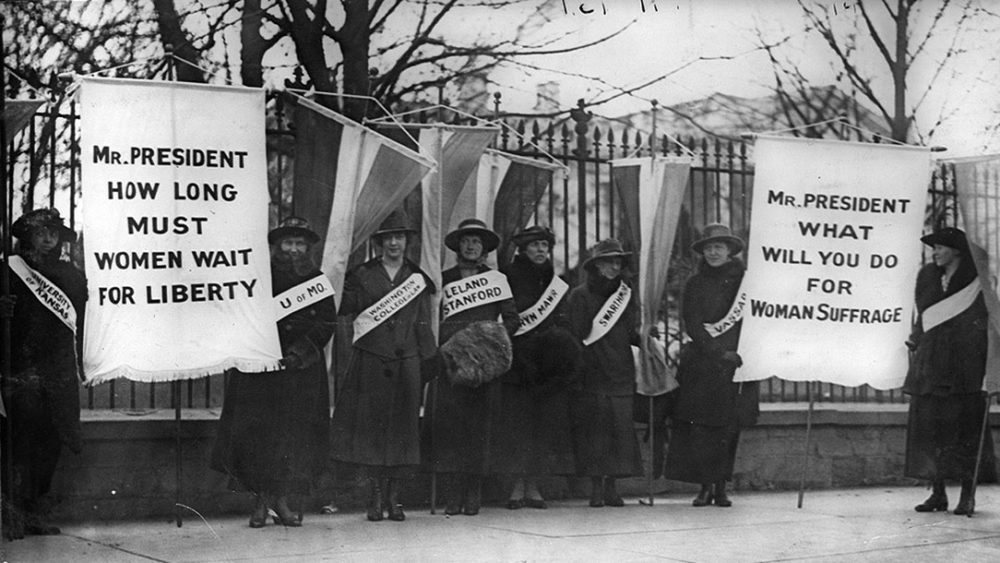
[152, 0, 206, 83]
[286, 0, 337, 110]
[891, 0, 910, 143]
[240, 0, 266, 87]
[340, 0, 371, 121]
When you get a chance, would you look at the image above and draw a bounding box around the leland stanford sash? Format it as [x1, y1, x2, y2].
[921, 279, 981, 332]
[515, 276, 569, 337]
[352, 272, 427, 343]
[275, 274, 335, 321]
[703, 290, 748, 338]
[8, 255, 77, 332]
[582, 281, 631, 346]
[441, 269, 513, 320]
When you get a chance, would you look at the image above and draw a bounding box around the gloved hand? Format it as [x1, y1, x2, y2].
[721, 351, 743, 367]
[280, 354, 303, 370]
[904, 339, 917, 352]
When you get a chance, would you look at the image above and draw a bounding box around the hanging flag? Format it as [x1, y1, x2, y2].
[952, 154, 1000, 393]
[736, 136, 932, 389]
[3, 100, 45, 144]
[79, 77, 282, 384]
[612, 156, 690, 396]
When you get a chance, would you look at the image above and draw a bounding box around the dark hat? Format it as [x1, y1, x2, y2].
[583, 238, 631, 270]
[268, 216, 320, 245]
[691, 223, 744, 255]
[512, 225, 556, 249]
[12, 208, 77, 243]
[444, 218, 500, 253]
[921, 227, 969, 254]
[372, 209, 417, 239]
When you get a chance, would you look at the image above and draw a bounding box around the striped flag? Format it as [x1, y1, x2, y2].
[4, 100, 45, 144]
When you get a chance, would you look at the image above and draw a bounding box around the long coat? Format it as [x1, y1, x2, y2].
[211, 265, 337, 495]
[330, 258, 435, 471]
[423, 264, 519, 474]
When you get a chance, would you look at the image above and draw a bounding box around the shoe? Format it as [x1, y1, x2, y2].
[272, 511, 302, 527]
[714, 482, 732, 507]
[367, 479, 384, 522]
[464, 477, 481, 515]
[692, 487, 713, 507]
[603, 494, 625, 507]
[387, 503, 406, 521]
[523, 498, 547, 509]
[506, 499, 524, 510]
[249, 504, 268, 528]
[603, 478, 624, 507]
[24, 522, 60, 535]
[954, 497, 975, 516]
[589, 498, 604, 508]
[914, 494, 948, 512]
[445, 502, 462, 515]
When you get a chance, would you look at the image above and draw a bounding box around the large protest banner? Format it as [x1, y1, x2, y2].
[80, 77, 282, 384]
[735, 136, 932, 389]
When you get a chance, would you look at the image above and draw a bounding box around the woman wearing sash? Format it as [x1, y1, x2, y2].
[211, 217, 336, 528]
[425, 218, 519, 516]
[664, 223, 758, 507]
[330, 210, 436, 522]
[1, 209, 85, 539]
[905, 227, 995, 515]
[492, 226, 580, 509]
[566, 239, 642, 507]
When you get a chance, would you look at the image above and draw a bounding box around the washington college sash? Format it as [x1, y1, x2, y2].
[274, 274, 335, 321]
[352, 272, 427, 343]
[8, 255, 77, 332]
[515, 276, 569, 337]
[921, 279, 980, 332]
[441, 269, 513, 320]
[582, 281, 631, 346]
[703, 289, 748, 338]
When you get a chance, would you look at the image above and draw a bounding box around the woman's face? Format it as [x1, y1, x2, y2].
[522, 239, 550, 265]
[30, 226, 60, 254]
[702, 241, 732, 268]
[459, 235, 484, 262]
[279, 236, 310, 258]
[932, 244, 960, 269]
[380, 232, 407, 260]
[594, 256, 622, 279]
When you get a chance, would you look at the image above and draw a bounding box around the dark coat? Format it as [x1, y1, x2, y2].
[211, 265, 336, 495]
[330, 258, 435, 469]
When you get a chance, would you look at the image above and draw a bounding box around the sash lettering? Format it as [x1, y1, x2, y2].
[441, 269, 513, 320]
[515, 276, 569, 337]
[274, 274, 335, 321]
[704, 288, 748, 338]
[353, 273, 427, 343]
[921, 279, 980, 332]
[583, 281, 631, 346]
[9, 255, 78, 333]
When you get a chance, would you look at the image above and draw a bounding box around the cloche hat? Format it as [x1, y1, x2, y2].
[920, 227, 969, 255]
[583, 238, 631, 271]
[444, 218, 500, 253]
[691, 223, 744, 255]
[268, 216, 320, 245]
[12, 208, 77, 243]
[372, 209, 416, 239]
[512, 225, 556, 249]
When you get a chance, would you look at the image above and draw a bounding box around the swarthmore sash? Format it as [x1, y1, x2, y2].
[8, 255, 77, 332]
[352, 272, 427, 343]
[274, 274, 335, 321]
[515, 276, 569, 337]
[441, 269, 513, 320]
[582, 281, 631, 346]
[922, 279, 981, 332]
[704, 289, 748, 338]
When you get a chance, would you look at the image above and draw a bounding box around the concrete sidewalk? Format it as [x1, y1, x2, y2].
[4, 486, 1000, 562]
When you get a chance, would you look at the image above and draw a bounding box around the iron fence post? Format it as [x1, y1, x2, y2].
[571, 99, 592, 261]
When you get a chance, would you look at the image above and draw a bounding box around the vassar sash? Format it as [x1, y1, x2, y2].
[441, 269, 513, 320]
[703, 288, 748, 338]
[582, 281, 631, 346]
[274, 274, 335, 321]
[8, 255, 77, 332]
[922, 279, 980, 332]
[352, 272, 427, 343]
[515, 276, 569, 337]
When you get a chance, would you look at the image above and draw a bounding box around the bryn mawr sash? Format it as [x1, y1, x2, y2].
[8, 255, 77, 332]
[703, 289, 748, 338]
[921, 279, 981, 332]
[352, 272, 427, 343]
[582, 281, 631, 346]
[441, 269, 513, 320]
[274, 274, 335, 321]
[515, 276, 569, 337]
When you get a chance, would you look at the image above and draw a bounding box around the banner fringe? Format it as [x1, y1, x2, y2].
[84, 358, 283, 387]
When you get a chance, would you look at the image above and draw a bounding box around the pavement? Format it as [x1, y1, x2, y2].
[3, 486, 1000, 563]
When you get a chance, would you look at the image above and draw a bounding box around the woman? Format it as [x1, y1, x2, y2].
[904, 227, 995, 515]
[664, 223, 758, 507]
[330, 210, 436, 522]
[211, 216, 337, 528]
[493, 226, 580, 509]
[566, 239, 642, 507]
[425, 218, 519, 516]
[1, 208, 85, 540]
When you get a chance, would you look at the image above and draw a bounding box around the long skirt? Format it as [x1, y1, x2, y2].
[490, 383, 575, 476]
[571, 392, 642, 477]
[905, 393, 997, 482]
[423, 378, 500, 475]
[663, 421, 741, 484]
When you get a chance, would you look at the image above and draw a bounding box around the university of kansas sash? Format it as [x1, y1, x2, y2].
[8, 255, 77, 332]
[582, 281, 631, 346]
[274, 274, 335, 321]
[515, 276, 569, 337]
[703, 289, 748, 338]
[921, 279, 980, 332]
[441, 269, 513, 320]
[352, 272, 427, 343]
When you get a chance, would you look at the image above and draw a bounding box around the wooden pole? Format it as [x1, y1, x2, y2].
[797, 381, 815, 509]
[968, 391, 996, 518]
[647, 394, 655, 506]
[0, 12, 11, 539]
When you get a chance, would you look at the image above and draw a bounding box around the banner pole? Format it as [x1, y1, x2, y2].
[968, 391, 995, 518]
[647, 393, 654, 507]
[797, 381, 815, 509]
[0, 13, 11, 539]
[429, 378, 438, 515]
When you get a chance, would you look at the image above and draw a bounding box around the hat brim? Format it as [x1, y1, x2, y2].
[692, 235, 744, 255]
[583, 251, 632, 270]
[445, 228, 500, 253]
[920, 232, 967, 251]
[268, 226, 320, 245]
[372, 227, 417, 239]
[513, 231, 556, 248]
[12, 222, 77, 244]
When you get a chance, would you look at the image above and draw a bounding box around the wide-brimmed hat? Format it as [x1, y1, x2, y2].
[268, 216, 320, 245]
[445, 218, 500, 253]
[372, 209, 416, 240]
[691, 223, 744, 255]
[512, 225, 556, 249]
[921, 227, 969, 254]
[583, 238, 631, 270]
[12, 208, 77, 243]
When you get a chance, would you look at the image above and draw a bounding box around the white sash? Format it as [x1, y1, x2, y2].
[583, 281, 631, 346]
[515, 276, 569, 337]
[921, 279, 980, 332]
[274, 275, 335, 321]
[352, 272, 427, 343]
[8, 255, 77, 332]
[441, 269, 513, 320]
[703, 289, 748, 338]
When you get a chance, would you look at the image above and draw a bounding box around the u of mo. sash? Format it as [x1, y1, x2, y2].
[703, 289, 748, 338]
[582, 281, 632, 346]
[441, 269, 513, 320]
[9, 255, 77, 332]
[921, 279, 981, 332]
[352, 272, 427, 343]
[274, 275, 335, 321]
[515, 276, 569, 337]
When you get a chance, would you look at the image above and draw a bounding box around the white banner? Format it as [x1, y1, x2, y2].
[736, 136, 932, 389]
[80, 77, 282, 384]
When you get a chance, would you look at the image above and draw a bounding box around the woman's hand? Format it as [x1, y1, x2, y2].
[721, 351, 743, 367]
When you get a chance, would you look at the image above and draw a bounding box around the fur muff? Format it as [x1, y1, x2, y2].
[521, 326, 582, 396]
[440, 321, 513, 387]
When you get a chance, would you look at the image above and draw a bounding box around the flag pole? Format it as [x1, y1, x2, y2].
[0, 13, 11, 538]
[968, 391, 996, 518]
[646, 99, 659, 507]
[797, 381, 815, 508]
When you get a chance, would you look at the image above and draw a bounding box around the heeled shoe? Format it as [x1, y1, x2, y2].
[713, 482, 732, 507]
[506, 499, 524, 510]
[692, 487, 713, 507]
[603, 494, 625, 507]
[272, 510, 302, 527]
[914, 493, 948, 513]
[249, 505, 268, 528]
[387, 503, 406, 521]
[954, 497, 975, 516]
[523, 498, 547, 510]
[367, 479, 384, 522]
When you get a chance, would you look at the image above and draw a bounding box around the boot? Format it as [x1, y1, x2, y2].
[713, 481, 732, 507]
[954, 479, 975, 516]
[366, 478, 384, 522]
[386, 479, 405, 521]
[444, 474, 463, 515]
[589, 477, 604, 507]
[692, 484, 713, 507]
[249, 495, 268, 528]
[464, 475, 482, 515]
[914, 480, 948, 513]
[603, 478, 624, 507]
